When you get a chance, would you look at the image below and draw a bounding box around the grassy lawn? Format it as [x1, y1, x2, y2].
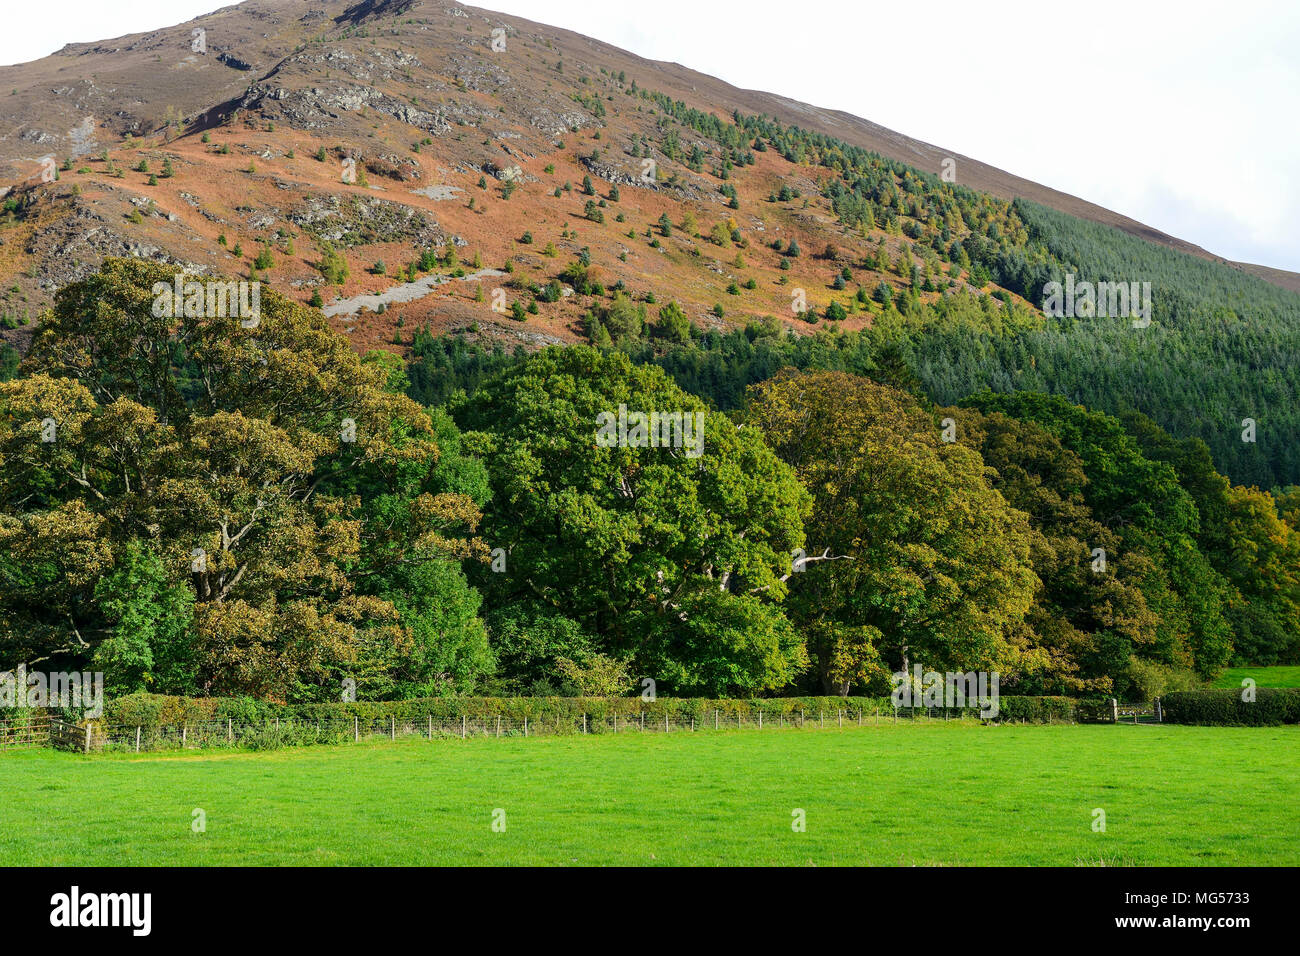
[1212, 665, 1300, 689]
[1, 722, 1296, 866]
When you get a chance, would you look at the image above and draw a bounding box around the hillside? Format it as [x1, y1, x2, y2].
[0, 0, 1025, 345]
[1, 0, 1298, 488]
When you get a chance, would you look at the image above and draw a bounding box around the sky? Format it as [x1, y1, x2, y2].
[4, 0, 1298, 272]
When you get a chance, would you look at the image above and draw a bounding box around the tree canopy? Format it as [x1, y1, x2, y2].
[0, 258, 487, 700]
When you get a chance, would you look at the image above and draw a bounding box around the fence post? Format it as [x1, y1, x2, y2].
[83, 724, 91, 754]
[524, 717, 528, 737]
[182, 724, 187, 747]
[714, 709, 718, 730]
[1154, 698, 1162, 723]
[582, 713, 587, 735]
[462, 715, 467, 739]
[691, 716, 695, 732]
[801, 709, 805, 728]
[758, 710, 762, 730]
[354, 717, 359, 743]
[135, 726, 141, 753]
[1109, 697, 1118, 723]
[390, 717, 395, 741]
[665, 714, 669, 733]
[496, 715, 501, 738]
[640, 712, 644, 732]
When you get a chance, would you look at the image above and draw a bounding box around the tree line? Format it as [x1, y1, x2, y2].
[3, 260, 1296, 708]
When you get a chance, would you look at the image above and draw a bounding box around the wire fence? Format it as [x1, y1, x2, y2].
[2, 705, 1006, 754]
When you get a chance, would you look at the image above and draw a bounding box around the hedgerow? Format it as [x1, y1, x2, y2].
[1161, 689, 1300, 725]
[97, 693, 1082, 729]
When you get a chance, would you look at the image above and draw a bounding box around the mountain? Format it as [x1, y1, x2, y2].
[1, 0, 1298, 487]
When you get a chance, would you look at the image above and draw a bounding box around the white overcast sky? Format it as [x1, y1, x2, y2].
[4, 0, 1298, 271]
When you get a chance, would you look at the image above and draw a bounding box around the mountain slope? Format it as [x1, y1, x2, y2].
[1, 0, 1292, 290]
[0, 0, 1298, 489]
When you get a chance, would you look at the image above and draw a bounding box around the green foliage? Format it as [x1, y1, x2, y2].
[316, 243, 349, 285]
[745, 371, 1038, 690]
[554, 652, 633, 697]
[589, 292, 644, 343]
[455, 347, 810, 695]
[651, 301, 691, 343]
[90, 542, 197, 696]
[0, 258, 485, 701]
[405, 332, 526, 408]
[0, 344, 18, 382]
[959, 392, 1234, 681]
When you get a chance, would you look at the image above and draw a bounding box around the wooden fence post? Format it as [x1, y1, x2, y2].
[524, 717, 528, 737]
[714, 709, 718, 730]
[496, 715, 501, 737]
[390, 717, 395, 741]
[1154, 698, 1162, 723]
[1109, 697, 1118, 723]
[182, 724, 187, 747]
[428, 715, 433, 739]
[135, 726, 141, 753]
[758, 710, 762, 730]
[462, 715, 467, 739]
[582, 713, 587, 734]
[354, 717, 359, 743]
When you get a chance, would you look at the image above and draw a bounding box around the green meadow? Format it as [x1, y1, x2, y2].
[2, 722, 1296, 866]
[1212, 666, 1300, 689]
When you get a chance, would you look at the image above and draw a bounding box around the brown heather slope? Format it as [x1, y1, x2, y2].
[0, 0, 1291, 358]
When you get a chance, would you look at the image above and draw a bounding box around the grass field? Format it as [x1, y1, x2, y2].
[1212, 665, 1300, 688]
[2, 723, 1296, 866]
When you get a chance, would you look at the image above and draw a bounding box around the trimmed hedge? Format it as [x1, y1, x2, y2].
[98, 693, 1083, 728]
[1161, 689, 1300, 726]
[991, 696, 1075, 723]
